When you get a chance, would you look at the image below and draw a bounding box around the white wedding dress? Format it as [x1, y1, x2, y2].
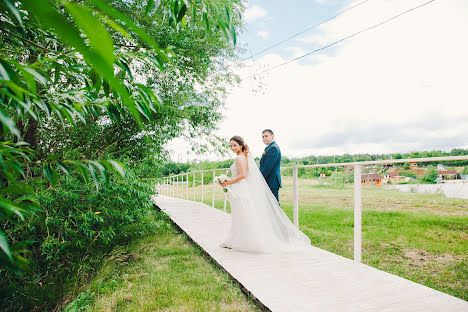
[222, 154, 311, 253]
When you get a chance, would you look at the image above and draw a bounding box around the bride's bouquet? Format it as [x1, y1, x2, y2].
[216, 174, 229, 192]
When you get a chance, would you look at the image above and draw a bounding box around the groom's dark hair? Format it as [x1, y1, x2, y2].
[262, 129, 274, 135]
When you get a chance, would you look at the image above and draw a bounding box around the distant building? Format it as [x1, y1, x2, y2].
[383, 172, 398, 180]
[383, 171, 409, 183]
[438, 170, 459, 180]
[361, 173, 382, 185]
[319, 173, 326, 178]
[409, 162, 418, 168]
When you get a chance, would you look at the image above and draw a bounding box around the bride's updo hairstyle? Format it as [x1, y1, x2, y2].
[230, 136, 249, 157]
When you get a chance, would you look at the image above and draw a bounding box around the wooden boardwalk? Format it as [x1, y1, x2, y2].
[153, 195, 468, 312]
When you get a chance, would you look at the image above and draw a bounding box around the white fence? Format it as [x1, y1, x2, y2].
[157, 156, 468, 263]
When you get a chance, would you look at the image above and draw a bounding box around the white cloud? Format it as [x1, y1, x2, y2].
[283, 47, 306, 58]
[218, 0, 468, 159]
[257, 30, 269, 39]
[244, 5, 268, 22]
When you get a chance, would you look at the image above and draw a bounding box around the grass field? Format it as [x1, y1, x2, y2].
[64, 225, 261, 311]
[170, 177, 468, 301]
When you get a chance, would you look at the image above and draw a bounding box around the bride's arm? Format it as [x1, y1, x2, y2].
[221, 158, 247, 186]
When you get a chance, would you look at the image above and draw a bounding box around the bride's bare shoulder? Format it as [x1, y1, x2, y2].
[235, 154, 248, 169]
[236, 154, 247, 160]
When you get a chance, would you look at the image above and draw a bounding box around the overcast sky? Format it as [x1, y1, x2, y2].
[168, 0, 468, 162]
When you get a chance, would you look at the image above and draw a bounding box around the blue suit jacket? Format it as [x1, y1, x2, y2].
[260, 141, 282, 189]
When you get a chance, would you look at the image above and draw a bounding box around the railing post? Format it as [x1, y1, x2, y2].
[186, 173, 189, 200]
[293, 166, 299, 227]
[171, 176, 174, 197]
[176, 175, 179, 198]
[193, 172, 196, 201]
[354, 164, 362, 263]
[212, 170, 215, 208]
[224, 169, 228, 212]
[201, 171, 204, 203]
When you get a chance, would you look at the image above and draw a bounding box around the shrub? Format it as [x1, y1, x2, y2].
[422, 166, 439, 183]
[0, 171, 167, 311]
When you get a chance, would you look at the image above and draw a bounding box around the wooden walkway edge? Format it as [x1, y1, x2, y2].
[153, 195, 468, 312]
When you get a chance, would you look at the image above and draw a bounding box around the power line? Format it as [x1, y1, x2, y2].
[214, 0, 372, 74]
[240, 0, 372, 63]
[245, 0, 437, 80]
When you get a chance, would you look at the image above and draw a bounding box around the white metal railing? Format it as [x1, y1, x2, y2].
[156, 155, 468, 263]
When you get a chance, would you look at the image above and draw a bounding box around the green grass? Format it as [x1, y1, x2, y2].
[172, 177, 468, 301]
[64, 224, 261, 312]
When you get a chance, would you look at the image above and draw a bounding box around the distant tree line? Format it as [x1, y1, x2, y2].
[161, 148, 468, 176]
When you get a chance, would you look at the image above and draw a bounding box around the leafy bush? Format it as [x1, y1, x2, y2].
[421, 166, 439, 183]
[329, 172, 346, 186]
[0, 171, 167, 311]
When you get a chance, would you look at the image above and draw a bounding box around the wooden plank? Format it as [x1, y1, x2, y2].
[153, 195, 468, 312]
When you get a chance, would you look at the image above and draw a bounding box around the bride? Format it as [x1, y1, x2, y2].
[220, 136, 310, 253]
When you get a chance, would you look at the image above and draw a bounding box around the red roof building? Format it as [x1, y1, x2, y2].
[361, 173, 383, 185]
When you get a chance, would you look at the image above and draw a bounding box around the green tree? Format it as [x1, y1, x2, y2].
[0, 0, 241, 271]
[422, 166, 438, 183]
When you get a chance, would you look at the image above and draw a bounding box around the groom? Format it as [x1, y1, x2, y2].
[260, 129, 282, 203]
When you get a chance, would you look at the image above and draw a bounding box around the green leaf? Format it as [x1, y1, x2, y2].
[203, 12, 209, 32]
[0, 198, 25, 221]
[191, 3, 196, 23]
[53, 65, 61, 85]
[103, 80, 111, 97]
[4, 0, 24, 28]
[88, 163, 99, 190]
[56, 161, 70, 176]
[13, 196, 40, 213]
[230, 25, 236, 46]
[119, 58, 133, 80]
[0, 229, 13, 263]
[145, 0, 155, 14]
[107, 160, 125, 177]
[23, 68, 48, 85]
[62, 1, 115, 70]
[177, 4, 187, 23]
[99, 12, 131, 39]
[43, 163, 58, 187]
[136, 101, 151, 121]
[0, 59, 11, 81]
[18, 67, 37, 94]
[0, 107, 20, 138]
[68, 161, 90, 183]
[106, 103, 121, 122]
[83, 0, 165, 59]
[87, 160, 108, 184]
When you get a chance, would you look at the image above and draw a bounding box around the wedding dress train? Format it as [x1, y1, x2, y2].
[222, 155, 310, 253]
